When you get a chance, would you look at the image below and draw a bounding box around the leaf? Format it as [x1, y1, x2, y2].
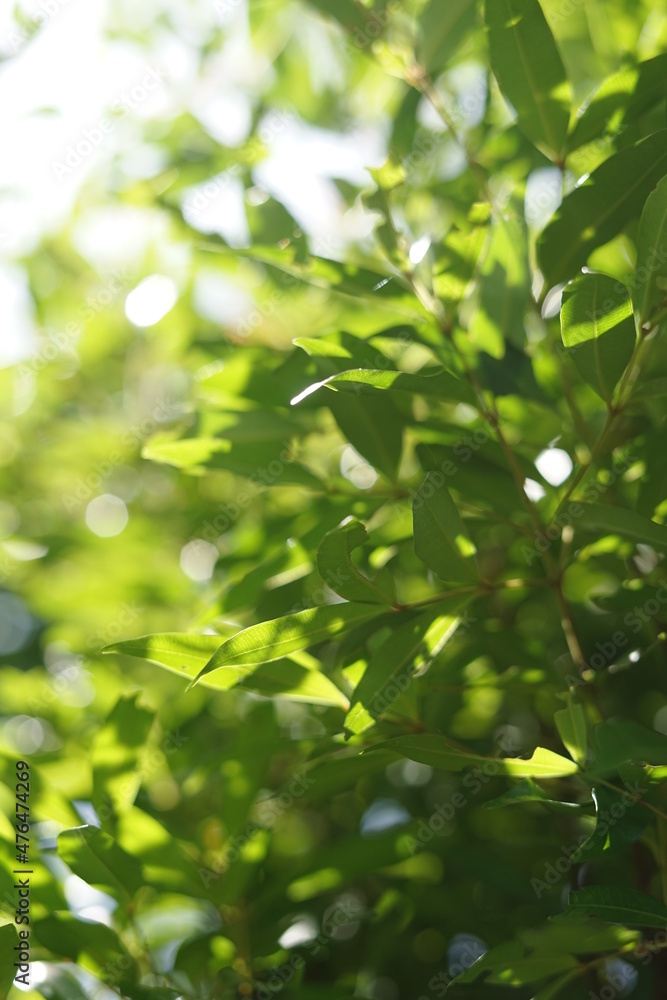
[589, 720, 667, 775]
[372, 735, 579, 777]
[291, 366, 476, 407]
[91, 694, 155, 821]
[484, 778, 582, 811]
[33, 912, 137, 981]
[194, 604, 384, 684]
[303, 0, 370, 31]
[0, 924, 17, 1000]
[560, 273, 636, 401]
[32, 968, 91, 1000]
[105, 632, 349, 707]
[567, 886, 667, 929]
[568, 53, 667, 153]
[327, 391, 404, 481]
[635, 175, 667, 330]
[417, 0, 477, 76]
[118, 986, 182, 1000]
[484, 0, 571, 159]
[570, 787, 649, 863]
[433, 226, 489, 304]
[554, 696, 587, 765]
[57, 825, 144, 900]
[576, 503, 667, 551]
[345, 602, 466, 735]
[538, 130, 667, 287]
[141, 436, 231, 468]
[472, 215, 530, 352]
[413, 473, 479, 582]
[317, 518, 395, 605]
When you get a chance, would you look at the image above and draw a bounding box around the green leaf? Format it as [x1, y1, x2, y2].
[303, 0, 370, 31]
[317, 518, 395, 605]
[372, 735, 579, 777]
[538, 130, 667, 286]
[635, 175, 667, 330]
[417, 0, 477, 76]
[568, 54, 667, 153]
[345, 602, 466, 735]
[291, 366, 476, 407]
[484, 777, 583, 811]
[567, 886, 667, 929]
[117, 986, 182, 1000]
[570, 787, 649, 862]
[560, 273, 636, 401]
[576, 503, 667, 551]
[472, 215, 530, 352]
[484, 0, 571, 159]
[57, 825, 144, 900]
[105, 632, 349, 707]
[141, 436, 231, 468]
[194, 603, 384, 684]
[589, 720, 667, 775]
[32, 969, 90, 1000]
[0, 924, 17, 1000]
[554, 696, 587, 765]
[413, 473, 479, 582]
[327, 391, 404, 481]
[92, 695, 155, 821]
[33, 913, 137, 981]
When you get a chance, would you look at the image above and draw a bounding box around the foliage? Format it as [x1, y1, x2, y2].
[2, 0, 667, 998]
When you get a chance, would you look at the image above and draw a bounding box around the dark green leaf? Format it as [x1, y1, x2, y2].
[317, 518, 395, 605]
[413, 473, 479, 582]
[567, 886, 667, 929]
[570, 787, 649, 862]
[372, 734, 579, 776]
[576, 503, 667, 551]
[417, 0, 477, 76]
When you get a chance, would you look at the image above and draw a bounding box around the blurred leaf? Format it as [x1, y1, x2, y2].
[0, 924, 17, 1000]
[327, 391, 404, 481]
[33, 913, 137, 981]
[554, 696, 587, 766]
[484, 778, 583, 810]
[417, 0, 477, 76]
[484, 0, 571, 159]
[634, 175, 667, 330]
[91, 695, 155, 822]
[576, 503, 667, 550]
[57, 825, 144, 900]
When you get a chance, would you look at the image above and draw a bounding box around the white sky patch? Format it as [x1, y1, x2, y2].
[409, 237, 431, 264]
[180, 539, 219, 581]
[125, 274, 177, 326]
[278, 916, 319, 949]
[85, 494, 129, 537]
[360, 798, 410, 835]
[535, 448, 573, 486]
[340, 445, 378, 490]
[524, 478, 546, 502]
